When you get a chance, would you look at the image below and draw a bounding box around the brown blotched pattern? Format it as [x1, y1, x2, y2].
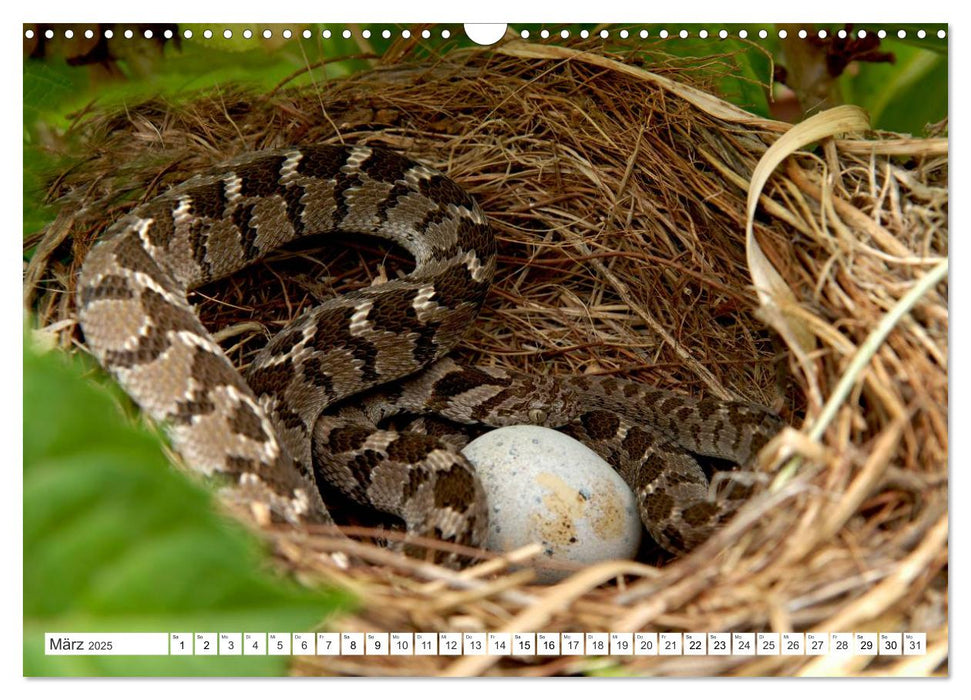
[78, 144, 782, 559]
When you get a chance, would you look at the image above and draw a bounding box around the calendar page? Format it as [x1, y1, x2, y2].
[21, 4, 948, 683]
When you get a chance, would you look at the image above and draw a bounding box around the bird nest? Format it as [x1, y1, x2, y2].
[25, 38, 948, 676]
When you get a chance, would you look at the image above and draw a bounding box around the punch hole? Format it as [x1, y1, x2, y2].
[465, 24, 507, 46]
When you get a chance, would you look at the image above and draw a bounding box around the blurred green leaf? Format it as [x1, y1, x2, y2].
[23, 60, 79, 137]
[706, 37, 773, 117]
[840, 38, 947, 134]
[23, 336, 352, 676]
[891, 24, 948, 54]
[23, 147, 56, 240]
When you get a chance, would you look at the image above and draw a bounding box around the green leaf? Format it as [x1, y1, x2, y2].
[23, 59, 80, 137]
[709, 37, 774, 117]
[23, 335, 353, 676]
[840, 38, 947, 134]
[23, 146, 57, 240]
[890, 24, 948, 54]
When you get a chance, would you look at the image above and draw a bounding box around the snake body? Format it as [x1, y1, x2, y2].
[77, 144, 783, 556]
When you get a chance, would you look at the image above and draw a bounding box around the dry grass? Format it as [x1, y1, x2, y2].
[24, 36, 948, 676]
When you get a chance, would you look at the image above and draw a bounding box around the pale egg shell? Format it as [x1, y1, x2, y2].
[462, 424, 641, 583]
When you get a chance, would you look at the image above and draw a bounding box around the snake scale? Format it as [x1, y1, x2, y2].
[77, 144, 784, 557]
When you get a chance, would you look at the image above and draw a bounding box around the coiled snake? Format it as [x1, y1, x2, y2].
[77, 144, 783, 556]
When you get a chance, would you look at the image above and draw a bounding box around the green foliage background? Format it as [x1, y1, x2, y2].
[22, 22, 947, 676]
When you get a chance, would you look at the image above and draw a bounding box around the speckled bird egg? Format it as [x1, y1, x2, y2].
[462, 424, 641, 583]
